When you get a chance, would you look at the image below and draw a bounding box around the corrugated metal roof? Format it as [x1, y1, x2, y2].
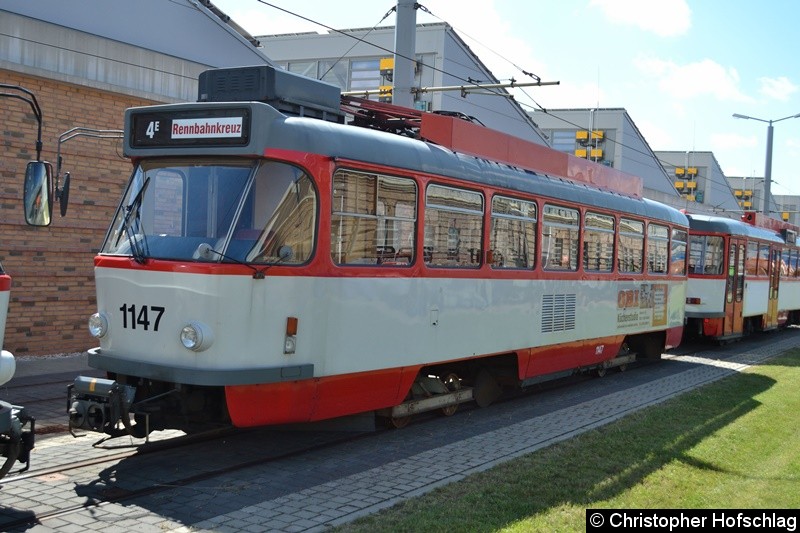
[0, 0, 271, 68]
[125, 101, 689, 227]
[687, 214, 783, 242]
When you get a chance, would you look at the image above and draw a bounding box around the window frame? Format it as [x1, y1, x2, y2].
[583, 211, 615, 273]
[541, 203, 580, 272]
[618, 217, 645, 274]
[423, 183, 485, 269]
[489, 195, 537, 270]
[330, 168, 417, 267]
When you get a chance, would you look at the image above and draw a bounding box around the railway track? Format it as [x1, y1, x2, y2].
[0, 423, 375, 531]
[0, 330, 792, 531]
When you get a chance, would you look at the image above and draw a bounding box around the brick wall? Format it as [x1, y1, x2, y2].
[0, 69, 159, 356]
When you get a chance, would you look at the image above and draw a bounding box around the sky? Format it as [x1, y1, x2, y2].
[211, 0, 800, 196]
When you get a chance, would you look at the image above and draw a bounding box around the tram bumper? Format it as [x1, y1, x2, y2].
[68, 376, 136, 436]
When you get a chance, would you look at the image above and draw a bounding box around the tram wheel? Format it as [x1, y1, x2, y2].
[0, 436, 21, 480]
[389, 415, 411, 429]
[596, 366, 607, 378]
[618, 364, 628, 373]
[440, 373, 461, 416]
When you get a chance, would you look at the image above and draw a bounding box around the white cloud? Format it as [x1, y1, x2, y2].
[589, 0, 691, 37]
[633, 55, 753, 103]
[710, 133, 758, 151]
[531, 80, 606, 110]
[759, 76, 798, 102]
[787, 138, 800, 149]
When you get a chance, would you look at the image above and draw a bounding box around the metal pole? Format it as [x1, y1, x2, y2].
[733, 112, 800, 217]
[763, 121, 774, 215]
[393, 0, 416, 108]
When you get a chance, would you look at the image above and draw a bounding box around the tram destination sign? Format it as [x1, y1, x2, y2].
[130, 107, 251, 148]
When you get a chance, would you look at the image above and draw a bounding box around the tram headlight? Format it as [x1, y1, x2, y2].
[180, 321, 214, 352]
[88, 313, 109, 338]
[0, 350, 15, 387]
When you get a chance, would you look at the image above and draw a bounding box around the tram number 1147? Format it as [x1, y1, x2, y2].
[119, 303, 165, 331]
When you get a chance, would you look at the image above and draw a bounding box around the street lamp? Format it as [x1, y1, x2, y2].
[732, 112, 800, 215]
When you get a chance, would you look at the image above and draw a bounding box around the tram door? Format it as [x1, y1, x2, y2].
[724, 239, 746, 336]
[765, 246, 781, 329]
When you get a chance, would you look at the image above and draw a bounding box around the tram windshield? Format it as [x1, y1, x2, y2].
[101, 158, 317, 264]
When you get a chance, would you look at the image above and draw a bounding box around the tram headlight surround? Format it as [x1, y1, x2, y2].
[180, 321, 214, 352]
[88, 312, 109, 338]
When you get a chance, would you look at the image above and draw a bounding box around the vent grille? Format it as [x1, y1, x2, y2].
[197, 65, 344, 123]
[212, 69, 259, 96]
[541, 294, 576, 333]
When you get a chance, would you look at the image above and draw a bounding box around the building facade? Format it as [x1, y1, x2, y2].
[531, 108, 741, 215]
[725, 176, 800, 225]
[258, 23, 549, 146]
[655, 151, 742, 217]
[0, 0, 270, 355]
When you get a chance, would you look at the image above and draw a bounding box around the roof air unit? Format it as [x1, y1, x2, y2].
[197, 65, 344, 123]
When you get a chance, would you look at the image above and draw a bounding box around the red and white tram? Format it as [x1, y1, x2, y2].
[685, 212, 800, 342]
[25, 66, 689, 436]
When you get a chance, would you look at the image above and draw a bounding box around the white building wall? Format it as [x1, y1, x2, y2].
[656, 151, 742, 217]
[532, 108, 680, 201]
[259, 24, 549, 145]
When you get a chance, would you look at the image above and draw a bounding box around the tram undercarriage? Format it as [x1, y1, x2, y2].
[68, 332, 664, 439]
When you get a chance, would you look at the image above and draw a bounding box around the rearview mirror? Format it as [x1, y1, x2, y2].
[23, 160, 54, 226]
[57, 172, 71, 217]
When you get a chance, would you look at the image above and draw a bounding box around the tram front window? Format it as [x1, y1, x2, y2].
[102, 159, 317, 264]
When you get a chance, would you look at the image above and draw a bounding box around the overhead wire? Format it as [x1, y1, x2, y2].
[242, 1, 744, 208]
[408, 4, 749, 204]
[416, 3, 715, 188]
[318, 5, 397, 81]
[251, 0, 527, 98]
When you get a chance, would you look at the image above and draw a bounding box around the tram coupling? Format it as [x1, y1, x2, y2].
[0, 350, 35, 479]
[0, 400, 35, 479]
[68, 376, 136, 437]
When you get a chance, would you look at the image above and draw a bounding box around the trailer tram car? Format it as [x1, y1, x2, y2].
[685, 212, 800, 342]
[48, 66, 688, 437]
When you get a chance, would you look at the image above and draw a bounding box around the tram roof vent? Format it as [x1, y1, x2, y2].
[198, 65, 344, 124]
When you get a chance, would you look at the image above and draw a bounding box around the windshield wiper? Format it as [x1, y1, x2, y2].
[193, 242, 293, 279]
[115, 177, 150, 263]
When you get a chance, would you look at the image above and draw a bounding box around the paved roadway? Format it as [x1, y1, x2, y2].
[0, 330, 797, 532]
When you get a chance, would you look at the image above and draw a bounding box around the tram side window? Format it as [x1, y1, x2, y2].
[670, 228, 688, 275]
[542, 204, 579, 271]
[746, 242, 759, 276]
[788, 249, 800, 278]
[490, 196, 536, 269]
[583, 212, 614, 272]
[781, 249, 791, 277]
[794, 250, 800, 278]
[647, 224, 669, 274]
[331, 169, 417, 266]
[424, 185, 483, 268]
[618, 218, 644, 273]
[688, 235, 723, 275]
[758, 243, 770, 276]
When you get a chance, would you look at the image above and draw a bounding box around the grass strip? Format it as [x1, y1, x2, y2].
[338, 350, 800, 532]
